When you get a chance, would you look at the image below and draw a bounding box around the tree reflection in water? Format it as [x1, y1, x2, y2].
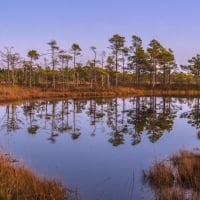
[180, 97, 200, 132]
[1, 105, 22, 132]
[1, 97, 197, 145]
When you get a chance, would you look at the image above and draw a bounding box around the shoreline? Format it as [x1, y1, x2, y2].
[0, 151, 68, 199]
[0, 85, 200, 103]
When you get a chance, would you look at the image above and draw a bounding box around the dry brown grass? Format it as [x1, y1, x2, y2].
[153, 187, 185, 200]
[171, 150, 200, 190]
[0, 153, 70, 200]
[144, 161, 174, 188]
[144, 149, 200, 200]
[0, 86, 45, 102]
[1, 85, 200, 103]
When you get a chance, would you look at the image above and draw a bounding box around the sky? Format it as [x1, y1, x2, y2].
[0, 0, 200, 66]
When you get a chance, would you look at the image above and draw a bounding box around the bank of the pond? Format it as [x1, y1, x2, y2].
[0, 152, 73, 200]
[1, 86, 200, 103]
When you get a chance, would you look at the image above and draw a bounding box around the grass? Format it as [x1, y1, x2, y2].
[171, 150, 200, 190]
[1, 85, 200, 103]
[0, 85, 131, 102]
[143, 149, 200, 200]
[143, 161, 174, 188]
[0, 152, 75, 200]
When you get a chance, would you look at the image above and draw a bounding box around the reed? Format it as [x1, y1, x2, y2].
[0, 153, 70, 200]
[144, 149, 200, 200]
[1, 85, 200, 103]
[143, 161, 174, 187]
[171, 150, 200, 190]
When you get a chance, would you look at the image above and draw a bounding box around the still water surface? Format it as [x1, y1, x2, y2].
[0, 97, 199, 199]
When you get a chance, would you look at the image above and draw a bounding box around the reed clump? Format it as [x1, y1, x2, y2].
[0, 153, 69, 200]
[144, 149, 200, 200]
[144, 161, 174, 188]
[171, 150, 200, 190]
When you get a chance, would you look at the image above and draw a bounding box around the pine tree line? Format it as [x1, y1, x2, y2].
[0, 35, 199, 89]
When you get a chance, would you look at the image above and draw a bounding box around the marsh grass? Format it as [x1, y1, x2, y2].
[144, 150, 200, 200]
[0, 153, 70, 200]
[171, 150, 200, 190]
[1, 85, 200, 103]
[143, 161, 174, 188]
[153, 187, 185, 200]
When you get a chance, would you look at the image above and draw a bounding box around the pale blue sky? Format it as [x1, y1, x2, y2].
[0, 0, 200, 65]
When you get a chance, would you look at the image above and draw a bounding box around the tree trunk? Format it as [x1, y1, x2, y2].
[115, 51, 118, 87]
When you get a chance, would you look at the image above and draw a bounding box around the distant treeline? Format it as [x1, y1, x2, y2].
[0, 35, 199, 89]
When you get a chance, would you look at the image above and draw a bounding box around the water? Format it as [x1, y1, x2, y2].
[0, 97, 199, 200]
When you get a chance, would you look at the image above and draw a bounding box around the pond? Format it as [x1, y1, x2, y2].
[0, 96, 199, 200]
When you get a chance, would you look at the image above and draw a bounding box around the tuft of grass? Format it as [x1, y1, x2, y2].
[0, 153, 71, 200]
[144, 149, 200, 200]
[154, 187, 185, 200]
[143, 161, 174, 188]
[171, 150, 200, 190]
